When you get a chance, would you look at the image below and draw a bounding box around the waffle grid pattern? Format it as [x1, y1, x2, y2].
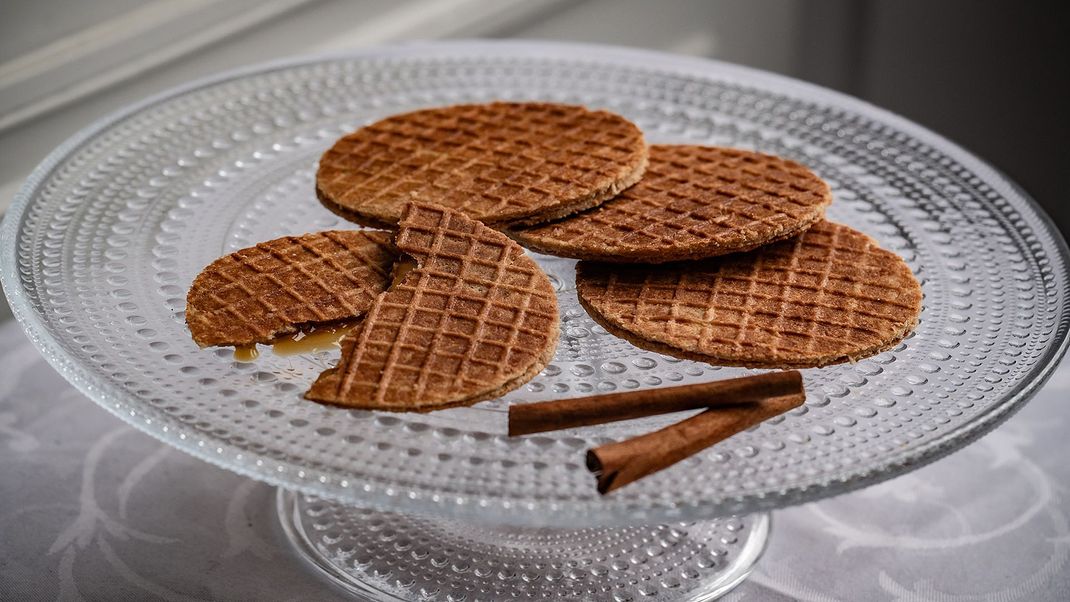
[316, 102, 646, 225]
[308, 203, 558, 410]
[185, 231, 396, 347]
[578, 221, 922, 367]
[513, 145, 831, 262]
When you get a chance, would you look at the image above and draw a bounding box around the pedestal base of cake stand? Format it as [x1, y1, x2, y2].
[277, 489, 769, 601]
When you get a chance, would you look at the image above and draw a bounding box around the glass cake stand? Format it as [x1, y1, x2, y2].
[3, 41, 1068, 601]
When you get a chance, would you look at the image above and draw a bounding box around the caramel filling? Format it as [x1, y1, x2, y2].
[272, 323, 357, 356]
[231, 322, 357, 361]
[233, 345, 259, 362]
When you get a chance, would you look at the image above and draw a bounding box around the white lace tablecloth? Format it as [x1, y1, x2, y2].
[1, 319, 1067, 601]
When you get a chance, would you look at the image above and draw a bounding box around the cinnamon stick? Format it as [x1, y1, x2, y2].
[586, 392, 804, 494]
[509, 371, 802, 436]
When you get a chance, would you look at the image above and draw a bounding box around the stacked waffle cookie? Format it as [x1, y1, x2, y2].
[186, 101, 922, 413]
[506, 143, 921, 368]
[187, 201, 561, 412]
[316, 102, 647, 227]
[573, 221, 922, 368]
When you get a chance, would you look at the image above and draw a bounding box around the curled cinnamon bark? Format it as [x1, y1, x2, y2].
[509, 371, 802, 436]
[586, 392, 804, 494]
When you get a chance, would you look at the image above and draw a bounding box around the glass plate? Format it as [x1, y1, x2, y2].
[3, 41, 1068, 527]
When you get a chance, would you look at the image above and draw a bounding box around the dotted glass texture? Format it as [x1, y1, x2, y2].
[2, 42, 1068, 528]
[279, 491, 767, 601]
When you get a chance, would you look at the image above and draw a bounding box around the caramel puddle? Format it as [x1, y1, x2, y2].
[232, 322, 357, 361]
[234, 345, 259, 362]
[272, 323, 357, 357]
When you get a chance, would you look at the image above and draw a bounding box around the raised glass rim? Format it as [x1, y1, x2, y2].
[3, 40, 1068, 526]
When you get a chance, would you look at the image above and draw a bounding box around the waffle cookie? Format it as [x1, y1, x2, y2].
[186, 231, 397, 347]
[306, 202, 560, 411]
[316, 102, 647, 227]
[576, 220, 922, 368]
[511, 145, 832, 262]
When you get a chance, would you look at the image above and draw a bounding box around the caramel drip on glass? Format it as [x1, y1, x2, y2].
[230, 322, 357, 361]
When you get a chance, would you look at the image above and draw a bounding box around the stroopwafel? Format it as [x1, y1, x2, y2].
[316, 102, 647, 227]
[575, 220, 922, 368]
[511, 145, 831, 262]
[186, 230, 397, 347]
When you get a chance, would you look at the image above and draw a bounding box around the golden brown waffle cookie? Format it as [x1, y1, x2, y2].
[576, 220, 922, 368]
[186, 231, 396, 347]
[511, 145, 832, 262]
[315, 102, 647, 227]
[306, 202, 560, 411]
